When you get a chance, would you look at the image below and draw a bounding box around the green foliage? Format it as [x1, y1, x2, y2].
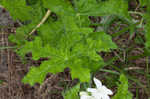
[74, 0, 129, 17]
[0, 80, 3, 84]
[144, 1, 150, 49]
[6, 0, 45, 46]
[144, 14, 150, 48]
[2, 0, 136, 86]
[139, 0, 148, 6]
[22, 17, 117, 85]
[42, 0, 73, 14]
[17, 37, 51, 60]
[112, 74, 133, 99]
[1, 0, 32, 21]
[63, 84, 80, 99]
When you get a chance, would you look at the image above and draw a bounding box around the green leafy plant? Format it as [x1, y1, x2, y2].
[63, 84, 80, 99]
[112, 74, 133, 99]
[3, 0, 150, 98]
[0, 0, 125, 86]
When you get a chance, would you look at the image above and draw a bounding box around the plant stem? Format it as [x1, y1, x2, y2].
[0, 46, 16, 50]
[28, 9, 51, 36]
[128, 11, 144, 16]
[100, 69, 120, 75]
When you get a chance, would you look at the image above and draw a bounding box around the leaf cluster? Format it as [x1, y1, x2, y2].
[1, 0, 132, 86]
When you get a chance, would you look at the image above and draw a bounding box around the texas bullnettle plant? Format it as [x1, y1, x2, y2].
[1, 0, 150, 98]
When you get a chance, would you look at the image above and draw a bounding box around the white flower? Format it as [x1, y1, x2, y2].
[87, 78, 113, 99]
[80, 91, 94, 99]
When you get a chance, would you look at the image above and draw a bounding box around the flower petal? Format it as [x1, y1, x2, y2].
[102, 95, 111, 99]
[80, 91, 89, 96]
[91, 92, 103, 99]
[80, 91, 93, 99]
[80, 95, 93, 99]
[87, 88, 97, 93]
[93, 78, 102, 88]
[101, 86, 113, 95]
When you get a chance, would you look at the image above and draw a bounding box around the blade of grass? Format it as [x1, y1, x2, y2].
[136, 88, 139, 99]
[0, 46, 16, 50]
[99, 69, 120, 75]
[111, 26, 129, 37]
